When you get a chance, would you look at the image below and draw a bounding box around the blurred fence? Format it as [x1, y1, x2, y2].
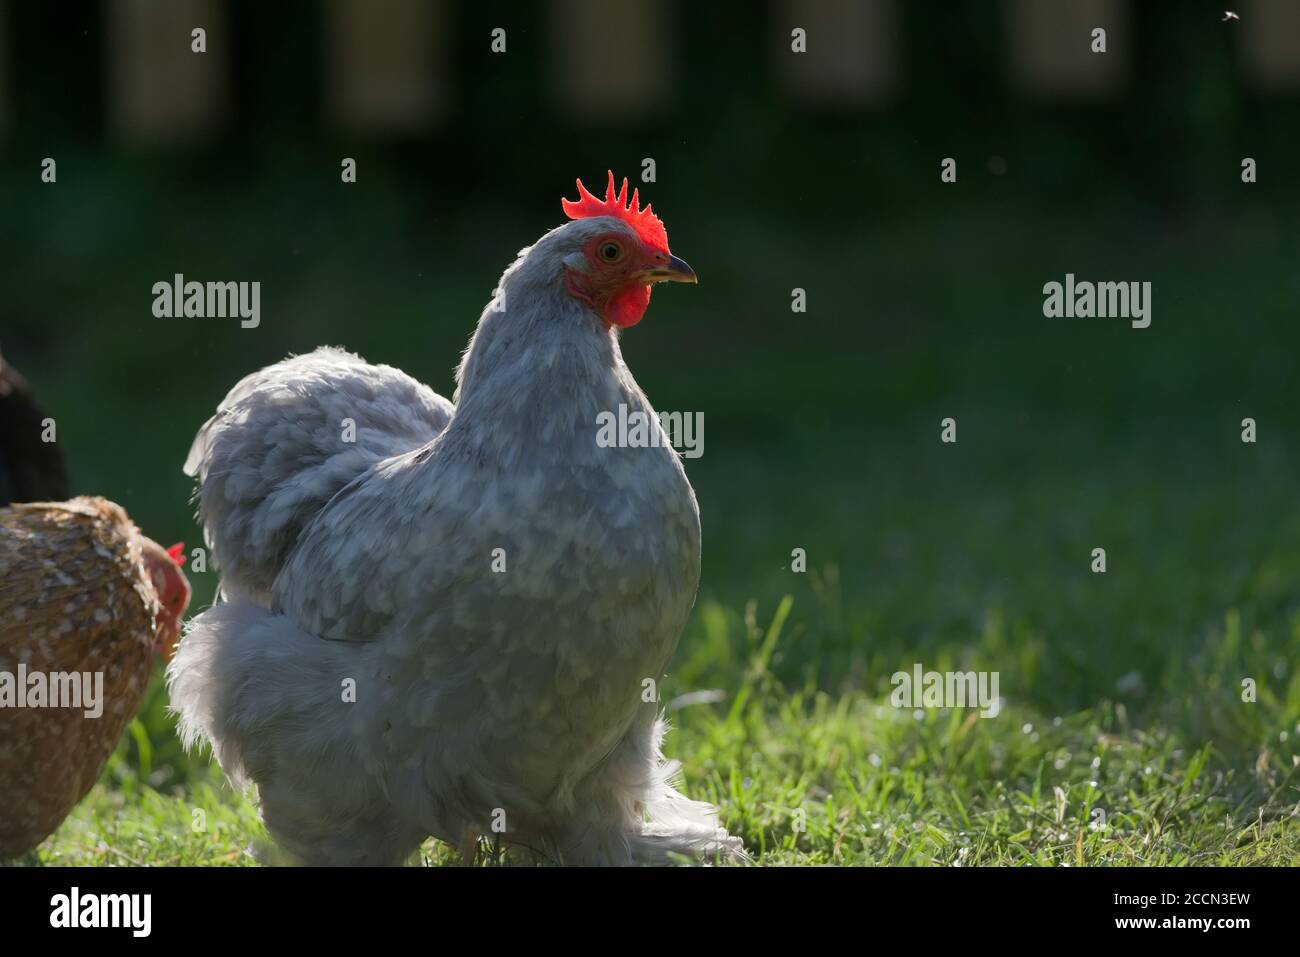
[1, 0, 1298, 143]
[0, 1, 8, 139]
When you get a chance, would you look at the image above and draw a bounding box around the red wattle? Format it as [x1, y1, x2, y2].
[606, 284, 651, 328]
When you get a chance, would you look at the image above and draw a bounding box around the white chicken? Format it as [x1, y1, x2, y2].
[168, 173, 742, 865]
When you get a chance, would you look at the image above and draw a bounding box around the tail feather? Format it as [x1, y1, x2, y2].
[186, 347, 453, 598]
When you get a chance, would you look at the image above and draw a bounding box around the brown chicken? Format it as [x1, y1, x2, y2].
[0, 496, 191, 857]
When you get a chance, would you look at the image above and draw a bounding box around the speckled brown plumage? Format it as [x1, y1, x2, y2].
[0, 496, 159, 857]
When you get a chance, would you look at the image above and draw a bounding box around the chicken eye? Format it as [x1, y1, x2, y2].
[598, 241, 624, 263]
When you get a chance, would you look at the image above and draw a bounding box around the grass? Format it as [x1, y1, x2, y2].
[18, 468, 1300, 870]
[28, 591, 1300, 865]
[6, 161, 1300, 866]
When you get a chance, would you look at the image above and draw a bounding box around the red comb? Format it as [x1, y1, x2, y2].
[166, 542, 185, 566]
[562, 171, 669, 251]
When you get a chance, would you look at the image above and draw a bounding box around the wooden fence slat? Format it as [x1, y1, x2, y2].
[776, 0, 897, 106]
[0, 1, 8, 140]
[106, 0, 226, 143]
[551, 0, 671, 119]
[325, 0, 445, 134]
[1243, 0, 1300, 90]
[1007, 0, 1127, 99]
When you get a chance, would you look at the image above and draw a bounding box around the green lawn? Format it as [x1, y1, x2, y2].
[27, 586, 1300, 865]
[25, 416, 1300, 867]
[7, 168, 1300, 865]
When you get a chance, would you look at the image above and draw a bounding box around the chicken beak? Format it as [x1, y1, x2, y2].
[638, 254, 698, 285]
